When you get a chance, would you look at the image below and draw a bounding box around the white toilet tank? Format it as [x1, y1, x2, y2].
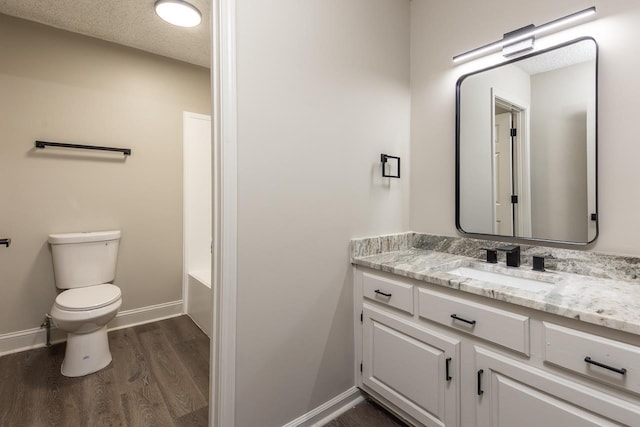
[49, 230, 121, 289]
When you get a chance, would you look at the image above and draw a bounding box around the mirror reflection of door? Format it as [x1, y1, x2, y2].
[494, 109, 513, 236]
[492, 94, 529, 238]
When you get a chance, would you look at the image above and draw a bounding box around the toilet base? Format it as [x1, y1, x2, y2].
[61, 325, 112, 377]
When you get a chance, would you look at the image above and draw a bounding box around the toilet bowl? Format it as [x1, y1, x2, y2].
[50, 283, 122, 377]
[48, 230, 122, 377]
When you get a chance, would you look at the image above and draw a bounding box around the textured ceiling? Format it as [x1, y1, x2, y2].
[0, 0, 211, 68]
[516, 40, 595, 76]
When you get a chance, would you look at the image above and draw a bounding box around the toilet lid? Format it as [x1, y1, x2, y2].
[55, 284, 121, 311]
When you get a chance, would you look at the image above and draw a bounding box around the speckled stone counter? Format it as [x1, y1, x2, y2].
[351, 233, 640, 335]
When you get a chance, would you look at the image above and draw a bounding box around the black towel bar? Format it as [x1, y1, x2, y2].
[35, 140, 131, 156]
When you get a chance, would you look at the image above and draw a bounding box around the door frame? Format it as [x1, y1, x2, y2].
[210, 0, 238, 425]
[490, 88, 532, 238]
[491, 109, 513, 236]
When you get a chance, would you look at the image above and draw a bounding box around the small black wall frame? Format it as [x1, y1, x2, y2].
[381, 153, 400, 178]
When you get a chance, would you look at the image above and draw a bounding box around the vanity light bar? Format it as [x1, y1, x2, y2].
[452, 6, 596, 63]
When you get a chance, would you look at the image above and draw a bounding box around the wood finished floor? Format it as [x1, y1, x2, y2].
[324, 399, 408, 427]
[0, 315, 210, 427]
[1, 316, 408, 427]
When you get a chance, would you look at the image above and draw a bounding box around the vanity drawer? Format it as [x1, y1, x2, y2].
[418, 288, 530, 355]
[362, 272, 414, 315]
[543, 322, 640, 394]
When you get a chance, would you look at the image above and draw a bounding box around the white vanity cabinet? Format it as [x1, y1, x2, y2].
[354, 267, 640, 427]
[357, 269, 460, 426]
[362, 304, 460, 427]
[475, 346, 640, 426]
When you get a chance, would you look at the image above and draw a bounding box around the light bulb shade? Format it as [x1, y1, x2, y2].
[155, 0, 202, 28]
[453, 6, 596, 63]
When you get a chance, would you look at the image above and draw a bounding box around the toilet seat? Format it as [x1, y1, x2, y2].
[55, 284, 121, 311]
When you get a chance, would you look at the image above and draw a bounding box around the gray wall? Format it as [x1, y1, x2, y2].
[410, 0, 640, 256]
[234, 0, 411, 425]
[530, 61, 594, 242]
[0, 14, 211, 334]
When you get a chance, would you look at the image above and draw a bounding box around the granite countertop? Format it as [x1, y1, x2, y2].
[352, 234, 640, 336]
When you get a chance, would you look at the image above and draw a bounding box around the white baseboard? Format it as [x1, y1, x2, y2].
[0, 300, 183, 357]
[283, 387, 364, 427]
[108, 300, 183, 331]
[0, 325, 68, 357]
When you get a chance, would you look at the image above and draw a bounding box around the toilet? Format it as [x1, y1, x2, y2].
[48, 230, 123, 377]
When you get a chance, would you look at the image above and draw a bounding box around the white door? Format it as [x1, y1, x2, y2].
[475, 346, 640, 427]
[494, 112, 513, 236]
[362, 304, 460, 427]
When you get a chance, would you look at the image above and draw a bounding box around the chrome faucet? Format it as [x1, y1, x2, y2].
[497, 245, 521, 267]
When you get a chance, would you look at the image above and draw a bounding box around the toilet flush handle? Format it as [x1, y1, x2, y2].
[0, 238, 10, 248]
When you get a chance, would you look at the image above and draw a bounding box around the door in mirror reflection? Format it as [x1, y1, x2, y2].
[456, 38, 598, 244]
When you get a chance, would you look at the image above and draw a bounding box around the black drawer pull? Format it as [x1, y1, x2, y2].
[584, 357, 627, 375]
[374, 289, 392, 298]
[477, 369, 484, 395]
[445, 357, 452, 381]
[450, 314, 476, 325]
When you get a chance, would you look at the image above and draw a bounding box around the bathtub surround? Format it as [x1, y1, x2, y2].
[187, 272, 212, 337]
[351, 233, 640, 335]
[182, 112, 212, 336]
[0, 13, 210, 361]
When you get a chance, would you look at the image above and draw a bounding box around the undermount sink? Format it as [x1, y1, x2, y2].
[446, 264, 557, 291]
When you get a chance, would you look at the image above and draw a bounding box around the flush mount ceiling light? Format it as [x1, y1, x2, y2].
[155, 0, 202, 28]
[453, 6, 596, 63]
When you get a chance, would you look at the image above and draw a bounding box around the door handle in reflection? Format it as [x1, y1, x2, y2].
[0, 238, 10, 248]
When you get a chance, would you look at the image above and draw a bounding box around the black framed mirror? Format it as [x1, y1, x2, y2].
[456, 37, 598, 245]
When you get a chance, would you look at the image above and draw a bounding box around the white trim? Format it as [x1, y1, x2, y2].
[354, 265, 364, 388]
[490, 88, 532, 237]
[515, 104, 532, 237]
[109, 300, 183, 330]
[183, 111, 190, 315]
[219, 0, 238, 422]
[0, 326, 67, 357]
[209, 0, 221, 424]
[283, 387, 364, 427]
[210, 0, 238, 425]
[0, 300, 183, 357]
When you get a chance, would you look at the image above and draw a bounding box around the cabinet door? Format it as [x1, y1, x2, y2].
[475, 346, 640, 427]
[362, 304, 460, 427]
